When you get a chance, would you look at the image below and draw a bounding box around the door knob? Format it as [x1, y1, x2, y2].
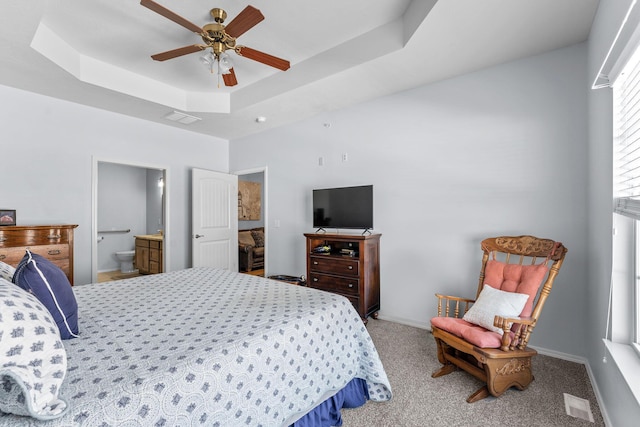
[194, 234, 204, 239]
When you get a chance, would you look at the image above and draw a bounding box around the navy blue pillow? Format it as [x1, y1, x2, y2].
[12, 250, 79, 339]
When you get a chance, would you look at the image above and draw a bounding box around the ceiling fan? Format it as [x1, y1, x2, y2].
[140, 0, 290, 87]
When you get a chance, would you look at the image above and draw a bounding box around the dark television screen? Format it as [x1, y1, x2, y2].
[313, 185, 373, 229]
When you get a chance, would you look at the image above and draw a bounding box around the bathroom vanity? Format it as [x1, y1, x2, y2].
[134, 234, 163, 275]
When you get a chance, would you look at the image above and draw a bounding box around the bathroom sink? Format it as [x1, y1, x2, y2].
[134, 233, 163, 241]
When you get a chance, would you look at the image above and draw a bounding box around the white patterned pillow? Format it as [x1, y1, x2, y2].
[0, 260, 15, 281]
[0, 278, 68, 420]
[463, 284, 529, 335]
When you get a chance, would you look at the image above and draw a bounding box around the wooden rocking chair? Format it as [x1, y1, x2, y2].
[430, 235, 567, 403]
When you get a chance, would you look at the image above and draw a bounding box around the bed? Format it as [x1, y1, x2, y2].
[0, 267, 392, 426]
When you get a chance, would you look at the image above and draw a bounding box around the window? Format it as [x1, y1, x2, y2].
[598, 0, 640, 404]
[636, 228, 640, 353]
[613, 40, 640, 355]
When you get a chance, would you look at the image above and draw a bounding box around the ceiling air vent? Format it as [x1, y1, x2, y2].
[163, 110, 202, 125]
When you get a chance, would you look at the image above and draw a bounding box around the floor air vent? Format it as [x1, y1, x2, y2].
[563, 393, 594, 422]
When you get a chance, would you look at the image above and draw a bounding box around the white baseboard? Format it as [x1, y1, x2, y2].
[375, 313, 430, 330]
[530, 345, 587, 364]
[584, 359, 612, 427]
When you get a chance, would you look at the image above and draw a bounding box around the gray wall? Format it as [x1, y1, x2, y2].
[587, 0, 640, 425]
[0, 84, 229, 285]
[230, 43, 589, 357]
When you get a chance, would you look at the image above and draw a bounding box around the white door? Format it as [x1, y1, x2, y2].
[192, 168, 238, 270]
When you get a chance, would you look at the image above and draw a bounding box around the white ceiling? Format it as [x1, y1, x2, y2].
[0, 0, 599, 141]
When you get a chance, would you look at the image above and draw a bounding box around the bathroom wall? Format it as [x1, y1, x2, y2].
[146, 169, 164, 235]
[97, 162, 148, 272]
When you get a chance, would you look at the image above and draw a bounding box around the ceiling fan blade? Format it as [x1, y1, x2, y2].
[224, 6, 264, 38]
[223, 68, 238, 87]
[151, 45, 205, 61]
[236, 46, 290, 71]
[140, 0, 203, 34]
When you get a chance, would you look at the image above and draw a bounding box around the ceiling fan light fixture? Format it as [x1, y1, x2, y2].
[218, 52, 233, 75]
[199, 50, 214, 64]
[200, 50, 232, 75]
[200, 50, 215, 72]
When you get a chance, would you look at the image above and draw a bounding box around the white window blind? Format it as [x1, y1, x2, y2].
[614, 40, 640, 220]
[593, 0, 640, 89]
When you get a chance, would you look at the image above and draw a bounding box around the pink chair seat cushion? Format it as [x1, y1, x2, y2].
[431, 316, 502, 348]
[483, 260, 548, 317]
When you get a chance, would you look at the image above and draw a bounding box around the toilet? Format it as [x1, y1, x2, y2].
[115, 250, 135, 273]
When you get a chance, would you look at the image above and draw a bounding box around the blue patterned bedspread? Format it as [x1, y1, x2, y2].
[1, 268, 392, 426]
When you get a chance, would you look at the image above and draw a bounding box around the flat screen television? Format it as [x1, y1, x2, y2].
[313, 185, 373, 230]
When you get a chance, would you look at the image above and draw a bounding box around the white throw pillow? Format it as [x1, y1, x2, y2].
[0, 260, 15, 281]
[462, 284, 529, 335]
[0, 278, 68, 420]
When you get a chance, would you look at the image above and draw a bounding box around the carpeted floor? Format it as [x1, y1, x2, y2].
[341, 320, 604, 426]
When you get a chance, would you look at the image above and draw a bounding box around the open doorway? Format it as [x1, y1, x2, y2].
[91, 158, 169, 283]
[235, 167, 267, 277]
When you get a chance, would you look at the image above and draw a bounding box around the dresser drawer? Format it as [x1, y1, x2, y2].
[309, 256, 359, 277]
[0, 244, 69, 265]
[308, 273, 359, 296]
[0, 227, 69, 247]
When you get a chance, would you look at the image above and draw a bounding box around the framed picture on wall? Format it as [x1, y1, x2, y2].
[0, 209, 16, 226]
[238, 181, 261, 221]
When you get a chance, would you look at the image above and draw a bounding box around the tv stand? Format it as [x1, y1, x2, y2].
[304, 233, 381, 324]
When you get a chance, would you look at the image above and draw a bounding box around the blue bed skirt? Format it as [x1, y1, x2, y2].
[290, 378, 370, 427]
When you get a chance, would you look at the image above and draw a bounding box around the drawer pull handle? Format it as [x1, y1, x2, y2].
[347, 266, 353, 270]
[48, 234, 61, 240]
[313, 277, 319, 282]
[313, 261, 318, 265]
[348, 283, 354, 288]
[48, 250, 61, 255]
[0, 254, 5, 261]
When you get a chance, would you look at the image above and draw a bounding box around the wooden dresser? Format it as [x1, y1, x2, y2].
[0, 224, 78, 285]
[305, 233, 381, 323]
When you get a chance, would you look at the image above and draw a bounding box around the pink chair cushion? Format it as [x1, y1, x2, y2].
[431, 316, 502, 348]
[483, 260, 548, 318]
